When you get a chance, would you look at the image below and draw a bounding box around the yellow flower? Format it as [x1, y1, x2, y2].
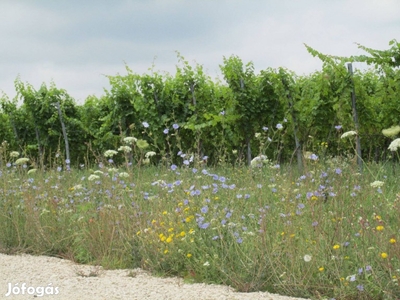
[162, 211, 168, 215]
[333, 244, 340, 250]
[311, 195, 318, 201]
[381, 252, 388, 259]
[136, 231, 141, 235]
[166, 236, 173, 243]
[390, 238, 396, 244]
[189, 229, 195, 234]
[214, 196, 219, 200]
[180, 231, 186, 237]
[168, 227, 174, 232]
[319, 267, 324, 272]
[151, 219, 157, 225]
[186, 253, 192, 258]
[376, 225, 384, 231]
[164, 249, 169, 254]
[290, 234, 295, 238]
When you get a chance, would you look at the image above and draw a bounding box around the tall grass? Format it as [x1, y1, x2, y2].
[0, 140, 399, 299]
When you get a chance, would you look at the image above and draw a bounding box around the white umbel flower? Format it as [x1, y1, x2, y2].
[303, 255, 312, 262]
[15, 158, 29, 165]
[123, 137, 137, 144]
[382, 126, 400, 138]
[370, 181, 384, 188]
[341, 131, 357, 139]
[388, 138, 400, 152]
[10, 151, 20, 158]
[104, 150, 118, 157]
[88, 174, 100, 181]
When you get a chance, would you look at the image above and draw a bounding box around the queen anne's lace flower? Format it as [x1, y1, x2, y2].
[382, 126, 400, 138]
[104, 150, 118, 157]
[123, 137, 137, 144]
[370, 181, 384, 188]
[388, 138, 400, 151]
[15, 158, 29, 165]
[341, 131, 357, 139]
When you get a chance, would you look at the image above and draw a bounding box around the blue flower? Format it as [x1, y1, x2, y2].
[142, 121, 149, 128]
[173, 123, 179, 129]
[163, 128, 169, 134]
[200, 222, 210, 229]
[171, 164, 177, 171]
[201, 206, 208, 213]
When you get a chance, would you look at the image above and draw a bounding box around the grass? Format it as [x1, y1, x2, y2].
[0, 149, 399, 300]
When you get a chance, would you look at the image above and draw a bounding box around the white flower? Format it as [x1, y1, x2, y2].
[143, 158, 150, 165]
[370, 181, 384, 188]
[340, 131, 357, 139]
[88, 174, 100, 181]
[27, 169, 37, 175]
[255, 132, 261, 138]
[94, 170, 104, 174]
[118, 145, 132, 153]
[388, 138, 400, 151]
[382, 126, 400, 138]
[118, 172, 130, 178]
[145, 151, 156, 158]
[250, 155, 268, 168]
[104, 150, 118, 157]
[108, 168, 119, 173]
[124, 137, 137, 144]
[303, 255, 312, 262]
[72, 184, 83, 190]
[203, 261, 210, 267]
[142, 121, 149, 128]
[10, 151, 20, 158]
[15, 158, 29, 165]
[276, 123, 283, 130]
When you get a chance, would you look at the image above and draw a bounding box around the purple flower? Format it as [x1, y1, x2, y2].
[163, 128, 169, 134]
[335, 125, 342, 130]
[226, 212, 232, 218]
[262, 126, 268, 131]
[172, 123, 179, 130]
[312, 221, 318, 227]
[171, 164, 177, 171]
[310, 154, 318, 161]
[201, 206, 208, 213]
[220, 111, 225, 115]
[335, 168, 342, 174]
[200, 222, 210, 229]
[65, 159, 70, 164]
[142, 121, 149, 128]
[357, 284, 364, 292]
[236, 238, 243, 244]
[183, 160, 190, 165]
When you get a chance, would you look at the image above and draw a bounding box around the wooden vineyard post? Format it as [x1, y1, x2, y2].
[347, 63, 363, 172]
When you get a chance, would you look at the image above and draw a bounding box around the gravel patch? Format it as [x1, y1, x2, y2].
[0, 253, 310, 300]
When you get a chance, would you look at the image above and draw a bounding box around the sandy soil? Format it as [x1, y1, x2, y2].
[0, 253, 310, 300]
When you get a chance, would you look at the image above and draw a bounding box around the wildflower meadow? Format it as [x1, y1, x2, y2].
[1, 41, 400, 299]
[1, 124, 399, 300]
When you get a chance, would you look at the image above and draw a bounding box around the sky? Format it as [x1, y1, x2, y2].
[0, 0, 399, 104]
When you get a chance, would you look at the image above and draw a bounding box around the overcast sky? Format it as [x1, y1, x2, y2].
[1, 0, 399, 104]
